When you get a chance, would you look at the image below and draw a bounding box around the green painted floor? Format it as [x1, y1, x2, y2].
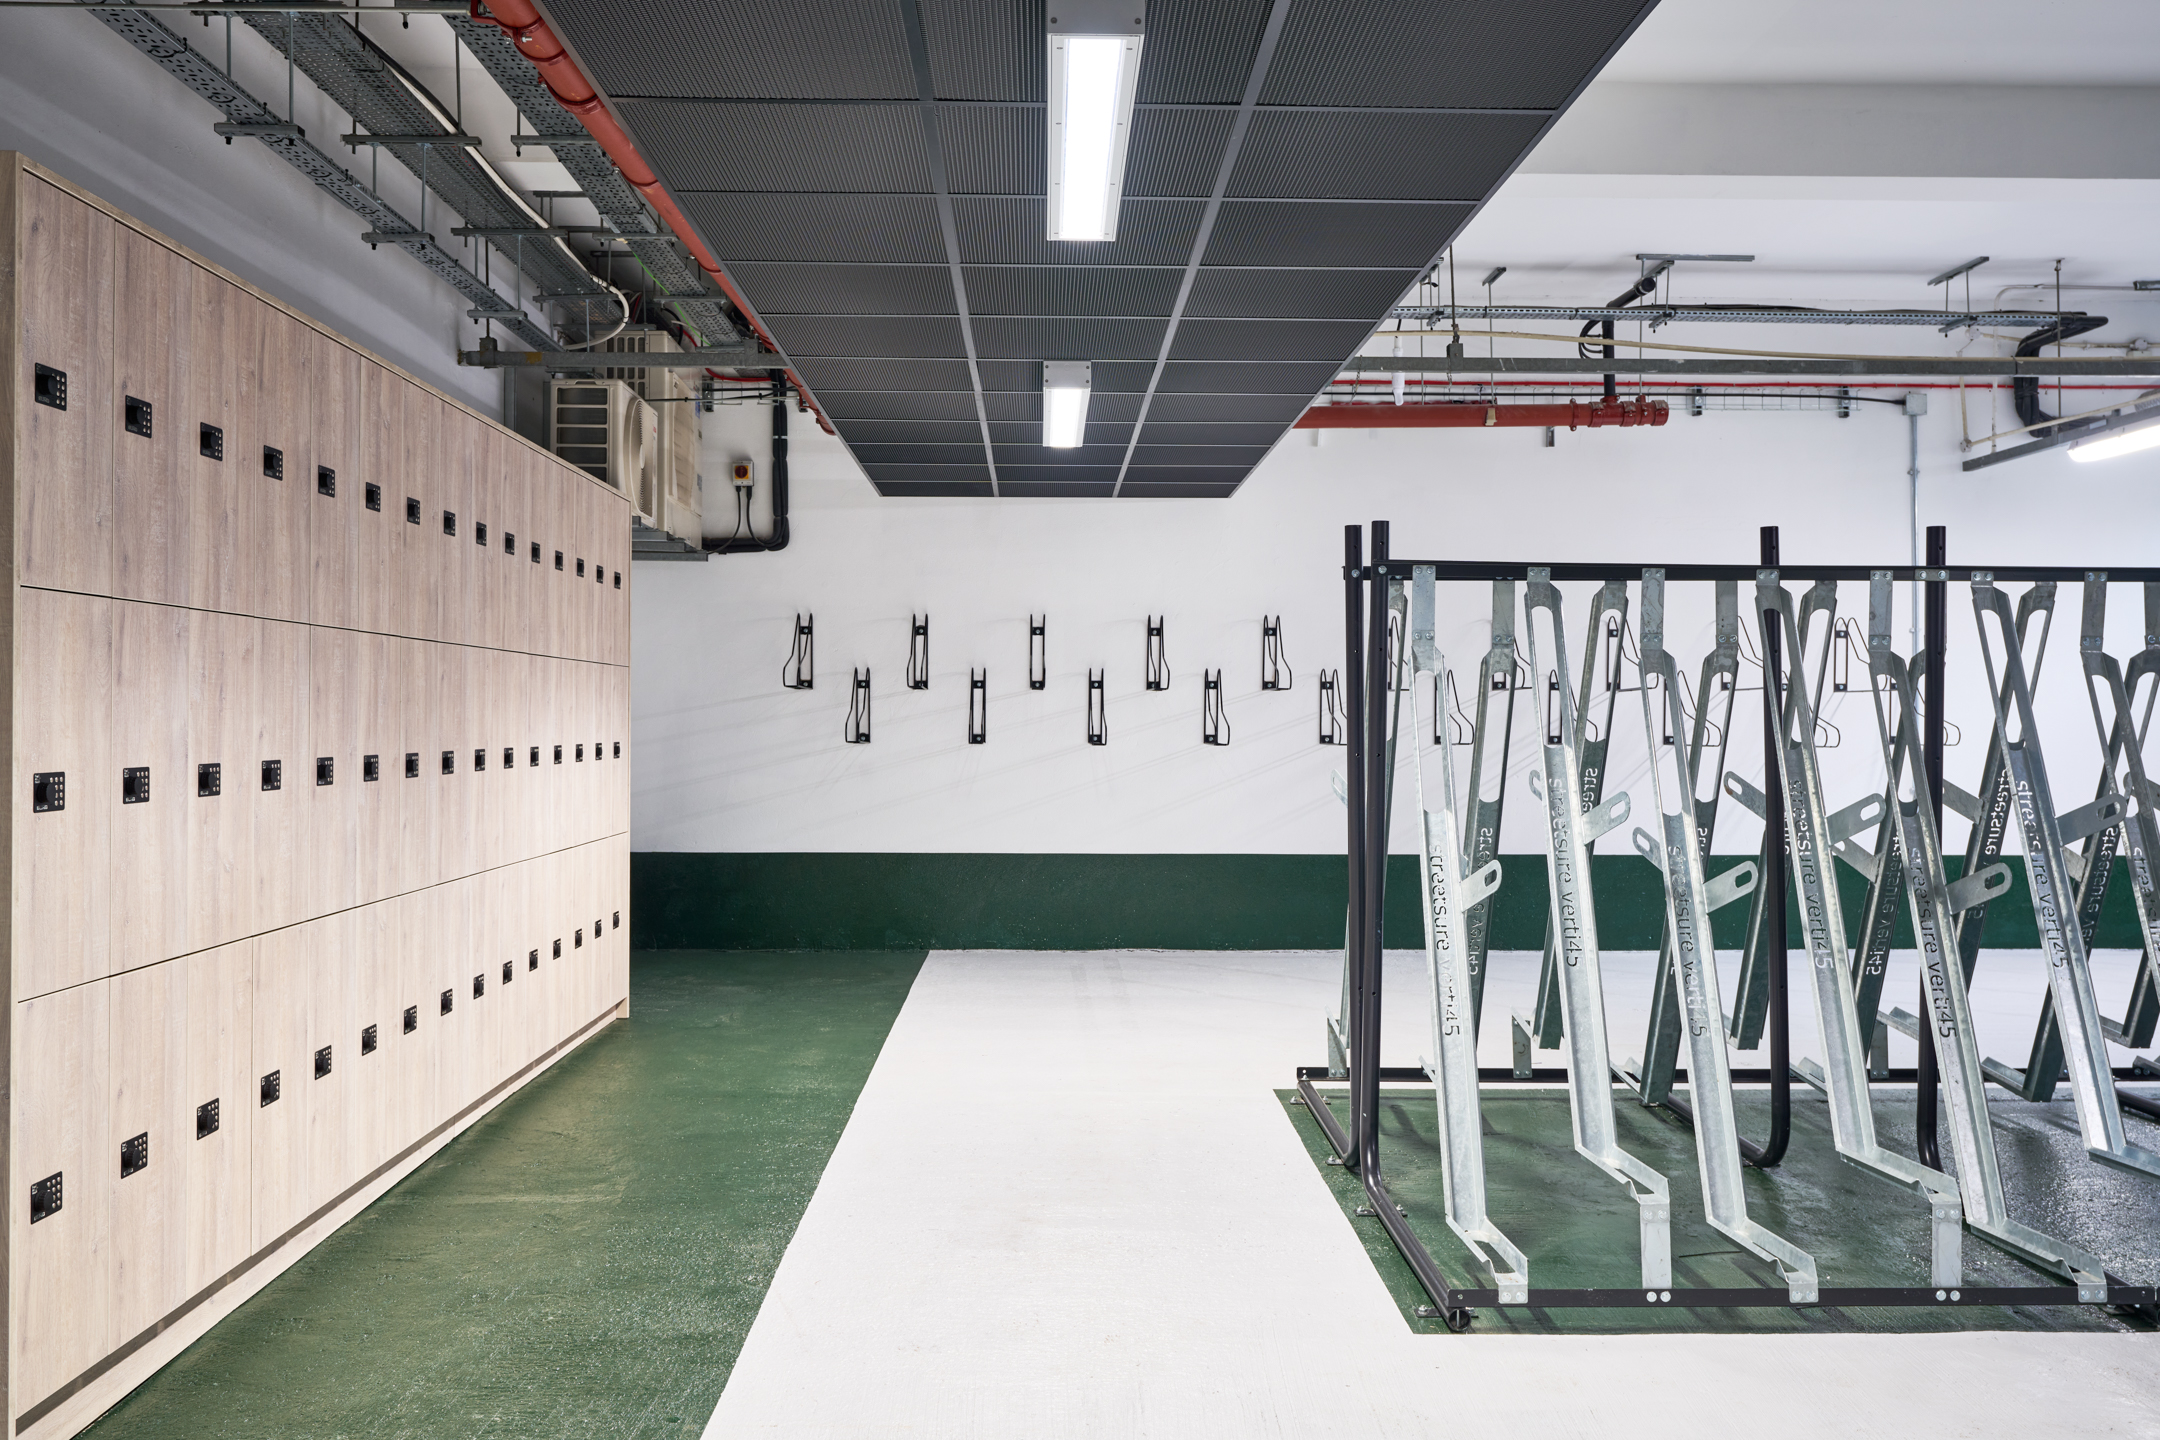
[1288, 1083, 2160, 1336]
[83, 950, 925, 1440]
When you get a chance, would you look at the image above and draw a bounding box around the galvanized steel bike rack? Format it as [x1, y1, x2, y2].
[1294, 522, 2160, 1328]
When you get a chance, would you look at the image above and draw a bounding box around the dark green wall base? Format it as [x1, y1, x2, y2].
[632, 851, 2144, 952]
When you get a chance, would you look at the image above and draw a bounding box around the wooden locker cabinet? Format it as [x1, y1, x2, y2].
[1, 155, 631, 1440]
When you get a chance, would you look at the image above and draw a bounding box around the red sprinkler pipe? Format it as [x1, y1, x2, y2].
[1296, 398, 1669, 429]
[472, 0, 835, 434]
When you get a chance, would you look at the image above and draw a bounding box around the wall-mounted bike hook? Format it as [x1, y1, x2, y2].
[784, 614, 814, 690]
[1029, 615, 1047, 690]
[1318, 670, 1344, 745]
[1202, 669, 1230, 746]
[845, 668, 871, 743]
[969, 669, 987, 744]
[1087, 669, 1108, 746]
[906, 614, 930, 690]
[1261, 616, 1292, 691]
[1145, 616, 1170, 691]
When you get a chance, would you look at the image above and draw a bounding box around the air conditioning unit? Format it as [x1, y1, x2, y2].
[597, 328, 705, 546]
[549, 378, 660, 525]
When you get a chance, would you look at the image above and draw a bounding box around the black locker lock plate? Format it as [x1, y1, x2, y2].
[441, 750, 455, 775]
[476, 522, 488, 546]
[362, 1023, 378, 1054]
[366, 482, 382, 511]
[33, 363, 66, 410]
[406, 497, 421, 524]
[314, 1045, 332, 1079]
[442, 510, 457, 537]
[613, 911, 621, 930]
[199, 423, 223, 461]
[261, 759, 282, 792]
[576, 558, 586, 578]
[503, 531, 516, 555]
[33, 771, 64, 813]
[613, 741, 621, 759]
[553, 745, 563, 764]
[197, 1099, 220, 1139]
[122, 767, 150, 804]
[316, 756, 334, 786]
[501, 960, 513, 985]
[530, 542, 541, 564]
[528, 948, 538, 971]
[403, 1005, 418, 1034]
[614, 573, 622, 590]
[364, 754, 380, 782]
[120, 1132, 149, 1178]
[30, 1173, 61, 1224]
[574, 929, 584, 949]
[260, 1070, 280, 1106]
[440, 989, 453, 1015]
[552, 939, 562, 959]
[318, 466, 336, 498]
[502, 747, 514, 770]
[263, 445, 283, 480]
[529, 746, 540, 767]
[554, 551, 564, 571]
[575, 744, 584, 762]
[474, 748, 486, 772]
[124, 395, 151, 437]
[197, 763, 221, 798]
[472, 973, 485, 998]
[405, 752, 420, 779]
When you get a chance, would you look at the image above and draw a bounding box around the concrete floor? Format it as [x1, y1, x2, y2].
[704, 948, 2160, 1439]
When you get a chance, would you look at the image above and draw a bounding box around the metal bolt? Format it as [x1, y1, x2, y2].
[1355, 1205, 1377, 1217]
[1415, 1306, 1440, 1318]
[1324, 1155, 1344, 1166]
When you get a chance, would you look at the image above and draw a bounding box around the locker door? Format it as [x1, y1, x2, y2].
[186, 610, 256, 952]
[250, 617, 310, 934]
[437, 407, 475, 647]
[250, 923, 313, 1248]
[430, 879, 476, 1120]
[182, 938, 254, 1293]
[493, 860, 533, 1070]
[472, 424, 504, 652]
[185, 265, 245, 615]
[610, 833, 631, 1010]
[250, 311, 312, 623]
[17, 174, 115, 593]
[608, 661, 630, 838]
[390, 887, 443, 1136]
[347, 899, 396, 1176]
[108, 959, 188, 1349]
[469, 648, 501, 874]
[309, 626, 362, 915]
[13, 982, 112, 1408]
[304, 907, 357, 1216]
[16, 588, 113, 999]
[361, 363, 404, 638]
[382, 379, 428, 641]
[386, 636, 439, 896]
[308, 335, 360, 630]
[435, 642, 474, 883]
[111, 598, 191, 973]
[111, 229, 189, 606]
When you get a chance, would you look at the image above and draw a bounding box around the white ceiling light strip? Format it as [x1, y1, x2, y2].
[1043, 361, 1093, 448]
[1047, 3, 1144, 242]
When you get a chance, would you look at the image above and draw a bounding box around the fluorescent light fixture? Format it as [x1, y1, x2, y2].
[2069, 417, 2160, 463]
[1047, 3, 1144, 241]
[1043, 361, 1092, 448]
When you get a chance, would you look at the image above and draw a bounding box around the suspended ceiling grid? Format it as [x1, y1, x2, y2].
[538, 0, 1659, 498]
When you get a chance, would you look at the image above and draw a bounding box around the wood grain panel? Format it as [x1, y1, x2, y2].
[110, 229, 188, 607]
[307, 336, 360, 631]
[184, 266, 245, 615]
[248, 618, 309, 934]
[107, 959, 187, 1348]
[12, 980, 112, 1407]
[247, 312, 310, 623]
[16, 173, 115, 593]
[248, 923, 311, 1249]
[181, 938, 253, 1292]
[185, 610, 254, 951]
[14, 587, 112, 999]
[109, 599, 190, 972]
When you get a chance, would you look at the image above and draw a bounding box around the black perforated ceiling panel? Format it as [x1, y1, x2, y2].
[543, 0, 1658, 496]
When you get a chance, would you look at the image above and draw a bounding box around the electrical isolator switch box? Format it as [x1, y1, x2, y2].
[732, 461, 753, 489]
[197, 1099, 219, 1138]
[30, 1173, 61, 1224]
[120, 1132, 149, 1178]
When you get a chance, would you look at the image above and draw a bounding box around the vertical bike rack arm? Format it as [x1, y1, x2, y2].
[1970, 576, 2160, 1178]
[1409, 565, 1527, 1305]
[1329, 580, 1409, 1078]
[1531, 580, 1630, 1048]
[1630, 569, 1816, 1302]
[1864, 575, 2108, 1296]
[1521, 570, 1672, 1290]
[2087, 580, 2160, 1048]
[1304, 528, 1367, 1159]
[1761, 575, 1966, 1282]
[1461, 580, 1518, 1034]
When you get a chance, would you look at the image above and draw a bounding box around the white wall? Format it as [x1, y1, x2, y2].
[0, 8, 502, 414]
[632, 392, 2160, 859]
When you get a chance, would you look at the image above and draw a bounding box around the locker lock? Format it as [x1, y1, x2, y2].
[575, 743, 585, 762]
[476, 522, 488, 547]
[366, 482, 382, 512]
[121, 1132, 150, 1178]
[317, 466, 336, 498]
[260, 1070, 281, 1106]
[612, 741, 621, 759]
[441, 750, 455, 775]
[528, 745, 540, 767]
[574, 928, 584, 949]
[442, 509, 457, 537]
[403, 1005, 418, 1034]
[503, 530, 515, 555]
[364, 754, 380, 783]
[530, 541, 541, 565]
[501, 959, 513, 986]
[576, 558, 586, 578]
[528, 948, 538, 971]
[472, 973, 484, 999]
[474, 748, 486, 772]
[553, 745, 563, 764]
[502, 746, 514, 771]
[614, 572, 622, 590]
[261, 759, 282, 792]
[33, 363, 66, 410]
[263, 446, 283, 480]
[197, 1099, 220, 1139]
[314, 1045, 332, 1079]
[593, 917, 602, 940]
[554, 550, 564, 571]
[406, 496, 421, 525]
[316, 756, 334, 786]
[32, 771, 65, 813]
[29, 1173, 61, 1224]
[199, 423, 223, 462]
[124, 395, 152, 438]
[613, 911, 621, 930]
[552, 938, 562, 959]
[362, 1023, 378, 1054]
[440, 989, 453, 1015]
[198, 763, 222, 798]
[122, 767, 150, 804]
[405, 752, 420, 779]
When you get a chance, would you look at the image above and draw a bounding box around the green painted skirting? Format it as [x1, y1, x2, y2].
[632, 851, 2146, 952]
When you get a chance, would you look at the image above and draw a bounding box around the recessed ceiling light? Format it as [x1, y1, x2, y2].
[1047, 4, 1144, 242]
[1043, 361, 1092, 448]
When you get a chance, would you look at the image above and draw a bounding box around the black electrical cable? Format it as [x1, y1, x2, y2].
[2013, 316, 2110, 438]
[705, 368, 791, 554]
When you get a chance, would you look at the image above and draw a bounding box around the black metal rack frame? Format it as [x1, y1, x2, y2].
[1299, 521, 2160, 1325]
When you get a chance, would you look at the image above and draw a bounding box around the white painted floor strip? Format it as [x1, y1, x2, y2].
[704, 950, 2160, 1440]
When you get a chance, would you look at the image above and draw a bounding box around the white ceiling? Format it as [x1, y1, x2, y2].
[1602, 0, 2160, 86]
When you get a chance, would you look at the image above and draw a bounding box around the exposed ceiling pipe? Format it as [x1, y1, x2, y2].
[2013, 315, 2111, 438]
[1297, 399, 1669, 429]
[471, 0, 835, 434]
